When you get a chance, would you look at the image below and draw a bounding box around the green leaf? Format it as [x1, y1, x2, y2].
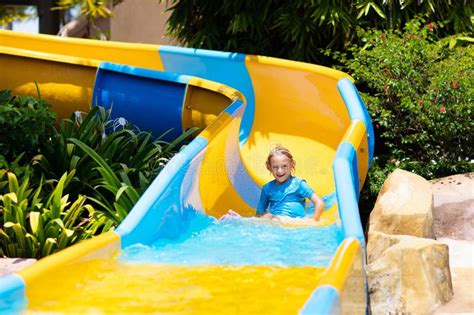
[68, 138, 121, 187]
[449, 38, 457, 49]
[62, 195, 87, 229]
[456, 36, 474, 43]
[7, 172, 19, 194]
[57, 228, 74, 250]
[4, 222, 26, 251]
[0, 229, 12, 242]
[4, 192, 18, 204]
[41, 238, 57, 257]
[29, 212, 41, 235]
[115, 185, 130, 202]
[114, 202, 129, 221]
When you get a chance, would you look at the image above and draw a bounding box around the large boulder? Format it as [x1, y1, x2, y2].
[369, 169, 435, 239]
[367, 231, 453, 314]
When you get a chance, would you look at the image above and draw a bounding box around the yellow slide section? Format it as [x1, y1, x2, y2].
[25, 259, 325, 314]
[238, 56, 352, 223]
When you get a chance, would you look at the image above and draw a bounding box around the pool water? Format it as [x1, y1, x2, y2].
[120, 217, 341, 267]
[25, 215, 341, 314]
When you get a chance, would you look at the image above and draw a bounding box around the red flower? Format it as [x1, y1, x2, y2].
[439, 106, 446, 114]
[453, 81, 459, 89]
[380, 34, 386, 40]
[427, 23, 434, 30]
[375, 123, 380, 129]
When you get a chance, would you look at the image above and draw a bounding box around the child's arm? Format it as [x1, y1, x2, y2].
[256, 186, 269, 217]
[310, 193, 325, 221]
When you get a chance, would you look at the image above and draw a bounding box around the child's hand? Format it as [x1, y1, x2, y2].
[219, 209, 241, 221]
[262, 213, 275, 220]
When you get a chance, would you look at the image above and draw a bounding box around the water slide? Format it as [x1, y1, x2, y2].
[0, 30, 373, 314]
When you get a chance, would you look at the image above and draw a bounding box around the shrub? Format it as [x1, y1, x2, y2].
[0, 89, 56, 163]
[164, 1, 472, 65]
[0, 93, 197, 258]
[0, 169, 108, 258]
[341, 19, 474, 222]
[34, 106, 198, 225]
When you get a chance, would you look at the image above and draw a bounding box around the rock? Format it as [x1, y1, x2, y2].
[367, 231, 453, 314]
[366, 230, 401, 264]
[431, 173, 474, 240]
[369, 169, 435, 239]
[430, 173, 474, 313]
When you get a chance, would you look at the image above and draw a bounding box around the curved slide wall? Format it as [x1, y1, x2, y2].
[0, 30, 373, 314]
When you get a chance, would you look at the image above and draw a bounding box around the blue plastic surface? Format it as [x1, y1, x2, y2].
[300, 285, 340, 315]
[0, 274, 26, 315]
[93, 62, 188, 141]
[158, 46, 255, 145]
[223, 103, 261, 208]
[333, 142, 365, 248]
[116, 136, 209, 247]
[337, 78, 375, 165]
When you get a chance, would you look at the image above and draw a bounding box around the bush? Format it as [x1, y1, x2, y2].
[341, 19, 474, 223]
[0, 90, 56, 163]
[34, 106, 198, 225]
[0, 169, 108, 258]
[0, 92, 197, 258]
[165, 1, 472, 65]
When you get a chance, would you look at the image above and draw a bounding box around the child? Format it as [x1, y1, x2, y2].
[256, 145, 325, 221]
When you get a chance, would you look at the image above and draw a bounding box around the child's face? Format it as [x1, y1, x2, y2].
[269, 155, 293, 184]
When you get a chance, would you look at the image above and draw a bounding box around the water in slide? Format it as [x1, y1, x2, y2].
[0, 30, 373, 314]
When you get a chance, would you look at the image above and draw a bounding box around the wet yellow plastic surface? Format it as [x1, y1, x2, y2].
[0, 50, 97, 120]
[25, 259, 324, 314]
[0, 30, 163, 70]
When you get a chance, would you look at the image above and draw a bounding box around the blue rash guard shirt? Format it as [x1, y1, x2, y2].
[256, 176, 314, 218]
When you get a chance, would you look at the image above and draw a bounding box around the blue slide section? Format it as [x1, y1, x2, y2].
[159, 46, 255, 145]
[93, 62, 189, 141]
[338, 78, 375, 164]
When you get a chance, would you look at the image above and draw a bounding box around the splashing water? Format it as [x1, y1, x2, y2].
[120, 216, 341, 267]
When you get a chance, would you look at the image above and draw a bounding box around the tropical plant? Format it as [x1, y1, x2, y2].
[35, 106, 195, 187]
[0, 153, 30, 183]
[66, 138, 142, 224]
[163, 0, 473, 65]
[33, 106, 198, 224]
[0, 169, 107, 258]
[0, 89, 198, 258]
[0, 89, 56, 164]
[355, 0, 473, 35]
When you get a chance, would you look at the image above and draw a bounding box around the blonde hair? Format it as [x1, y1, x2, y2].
[266, 145, 296, 173]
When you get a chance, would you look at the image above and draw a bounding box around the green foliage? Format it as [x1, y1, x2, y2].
[0, 89, 57, 164]
[34, 106, 198, 223]
[0, 169, 106, 258]
[0, 5, 31, 27]
[163, 0, 473, 64]
[343, 19, 474, 221]
[355, 0, 473, 35]
[0, 90, 196, 258]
